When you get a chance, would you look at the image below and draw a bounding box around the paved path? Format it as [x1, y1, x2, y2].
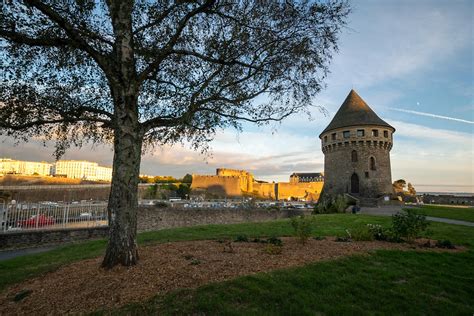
[360, 206, 474, 227]
[0, 245, 58, 261]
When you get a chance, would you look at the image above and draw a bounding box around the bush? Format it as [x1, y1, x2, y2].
[234, 235, 249, 242]
[290, 215, 314, 244]
[267, 236, 283, 246]
[264, 244, 283, 255]
[436, 239, 455, 249]
[350, 226, 374, 241]
[154, 201, 169, 208]
[314, 194, 348, 214]
[391, 210, 429, 242]
[367, 224, 387, 241]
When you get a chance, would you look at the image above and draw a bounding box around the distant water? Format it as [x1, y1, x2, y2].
[419, 192, 474, 197]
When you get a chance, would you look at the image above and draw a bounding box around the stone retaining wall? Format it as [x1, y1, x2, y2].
[136, 207, 312, 232]
[0, 226, 108, 250]
[0, 207, 312, 250]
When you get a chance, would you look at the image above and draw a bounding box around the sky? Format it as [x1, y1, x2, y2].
[1, 0, 473, 193]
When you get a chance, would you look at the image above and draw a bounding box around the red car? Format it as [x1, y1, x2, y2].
[18, 214, 55, 228]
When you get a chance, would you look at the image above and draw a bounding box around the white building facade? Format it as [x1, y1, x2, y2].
[0, 158, 52, 176]
[54, 160, 112, 181]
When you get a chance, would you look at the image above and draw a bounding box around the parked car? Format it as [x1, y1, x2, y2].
[18, 214, 55, 228]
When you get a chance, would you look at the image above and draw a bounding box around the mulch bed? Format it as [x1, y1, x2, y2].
[0, 237, 463, 315]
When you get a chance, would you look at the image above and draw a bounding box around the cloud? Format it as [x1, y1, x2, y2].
[389, 108, 474, 124]
[387, 120, 473, 144]
[327, 1, 472, 89]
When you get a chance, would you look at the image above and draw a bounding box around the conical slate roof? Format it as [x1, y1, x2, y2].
[320, 89, 394, 137]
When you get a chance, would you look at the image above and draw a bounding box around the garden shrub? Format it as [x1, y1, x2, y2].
[154, 201, 169, 208]
[290, 215, 314, 244]
[234, 234, 249, 242]
[367, 224, 387, 241]
[391, 210, 429, 242]
[436, 239, 455, 249]
[350, 226, 374, 241]
[264, 244, 283, 255]
[266, 236, 283, 246]
[314, 194, 348, 214]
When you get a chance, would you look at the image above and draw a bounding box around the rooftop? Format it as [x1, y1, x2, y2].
[320, 89, 395, 137]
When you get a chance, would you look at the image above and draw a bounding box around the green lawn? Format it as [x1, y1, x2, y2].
[2, 213, 474, 315]
[406, 205, 474, 223]
[114, 250, 474, 316]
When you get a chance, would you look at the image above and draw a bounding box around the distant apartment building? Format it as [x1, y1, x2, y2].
[96, 166, 113, 182]
[289, 172, 324, 183]
[54, 160, 112, 181]
[0, 158, 52, 176]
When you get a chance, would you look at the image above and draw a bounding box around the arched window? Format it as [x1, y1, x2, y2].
[351, 150, 358, 162]
[370, 157, 376, 170]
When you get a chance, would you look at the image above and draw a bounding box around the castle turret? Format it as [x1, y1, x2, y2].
[319, 90, 395, 198]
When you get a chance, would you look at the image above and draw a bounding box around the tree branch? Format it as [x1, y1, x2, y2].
[0, 29, 71, 47]
[24, 0, 112, 71]
[138, 0, 216, 82]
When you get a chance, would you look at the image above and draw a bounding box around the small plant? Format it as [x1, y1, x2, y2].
[436, 239, 456, 249]
[264, 244, 283, 255]
[13, 289, 32, 302]
[367, 224, 387, 241]
[223, 241, 234, 253]
[350, 226, 374, 241]
[154, 201, 169, 208]
[267, 236, 283, 246]
[314, 194, 348, 214]
[234, 234, 249, 242]
[190, 258, 201, 265]
[391, 210, 429, 242]
[290, 215, 314, 244]
[335, 236, 351, 242]
[313, 236, 326, 241]
[335, 230, 352, 242]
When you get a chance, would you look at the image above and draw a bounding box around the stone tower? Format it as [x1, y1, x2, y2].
[319, 90, 395, 199]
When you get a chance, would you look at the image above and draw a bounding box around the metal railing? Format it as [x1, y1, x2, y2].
[0, 201, 108, 233]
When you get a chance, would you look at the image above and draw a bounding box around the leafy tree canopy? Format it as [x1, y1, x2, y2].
[0, 0, 350, 267]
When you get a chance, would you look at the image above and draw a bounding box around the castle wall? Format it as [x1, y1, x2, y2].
[253, 182, 276, 199]
[191, 175, 242, 196]
[216, 168, 254, 192]
[321, 125, 394, 198]
[277, 182, 324, 201]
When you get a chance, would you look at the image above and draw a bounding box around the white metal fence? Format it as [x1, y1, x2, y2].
[0, 201, 108, 233]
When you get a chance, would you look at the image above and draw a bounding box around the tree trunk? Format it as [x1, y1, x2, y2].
[102, 98, 142, 268]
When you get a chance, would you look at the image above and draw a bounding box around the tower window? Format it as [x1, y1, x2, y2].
[331, 133, 336, 140]
[343, 131, 350, 138]
[372, 129, 379, 137]
[365, 171, 369, 178]
[370, 157, 376, 170]
[357, 129, 365, 137]
[324, 136, 328, 143]
[384, 130, 389, 138]
[351, 150, 358, 162]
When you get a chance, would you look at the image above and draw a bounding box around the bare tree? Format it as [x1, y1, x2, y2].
[0, 0, 350, 268]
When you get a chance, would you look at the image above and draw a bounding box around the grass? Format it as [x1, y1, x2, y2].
[2, 213, 474, 314]
[114, 250, 474, 315]
[406, 205, 474, 223]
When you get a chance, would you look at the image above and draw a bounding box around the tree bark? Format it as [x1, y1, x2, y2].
[101, 91, 142, 268]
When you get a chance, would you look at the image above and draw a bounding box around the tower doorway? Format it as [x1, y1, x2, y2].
[351, 173, 359, 194]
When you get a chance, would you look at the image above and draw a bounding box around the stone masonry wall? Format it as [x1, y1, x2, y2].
[136, 206, 312, 232]
[321, 125, 394, 198]
[277, 182, 324, 201]
[191, 175, 242, 196]
[0, 207, 311, 249]
[0, 226, 108, 250]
